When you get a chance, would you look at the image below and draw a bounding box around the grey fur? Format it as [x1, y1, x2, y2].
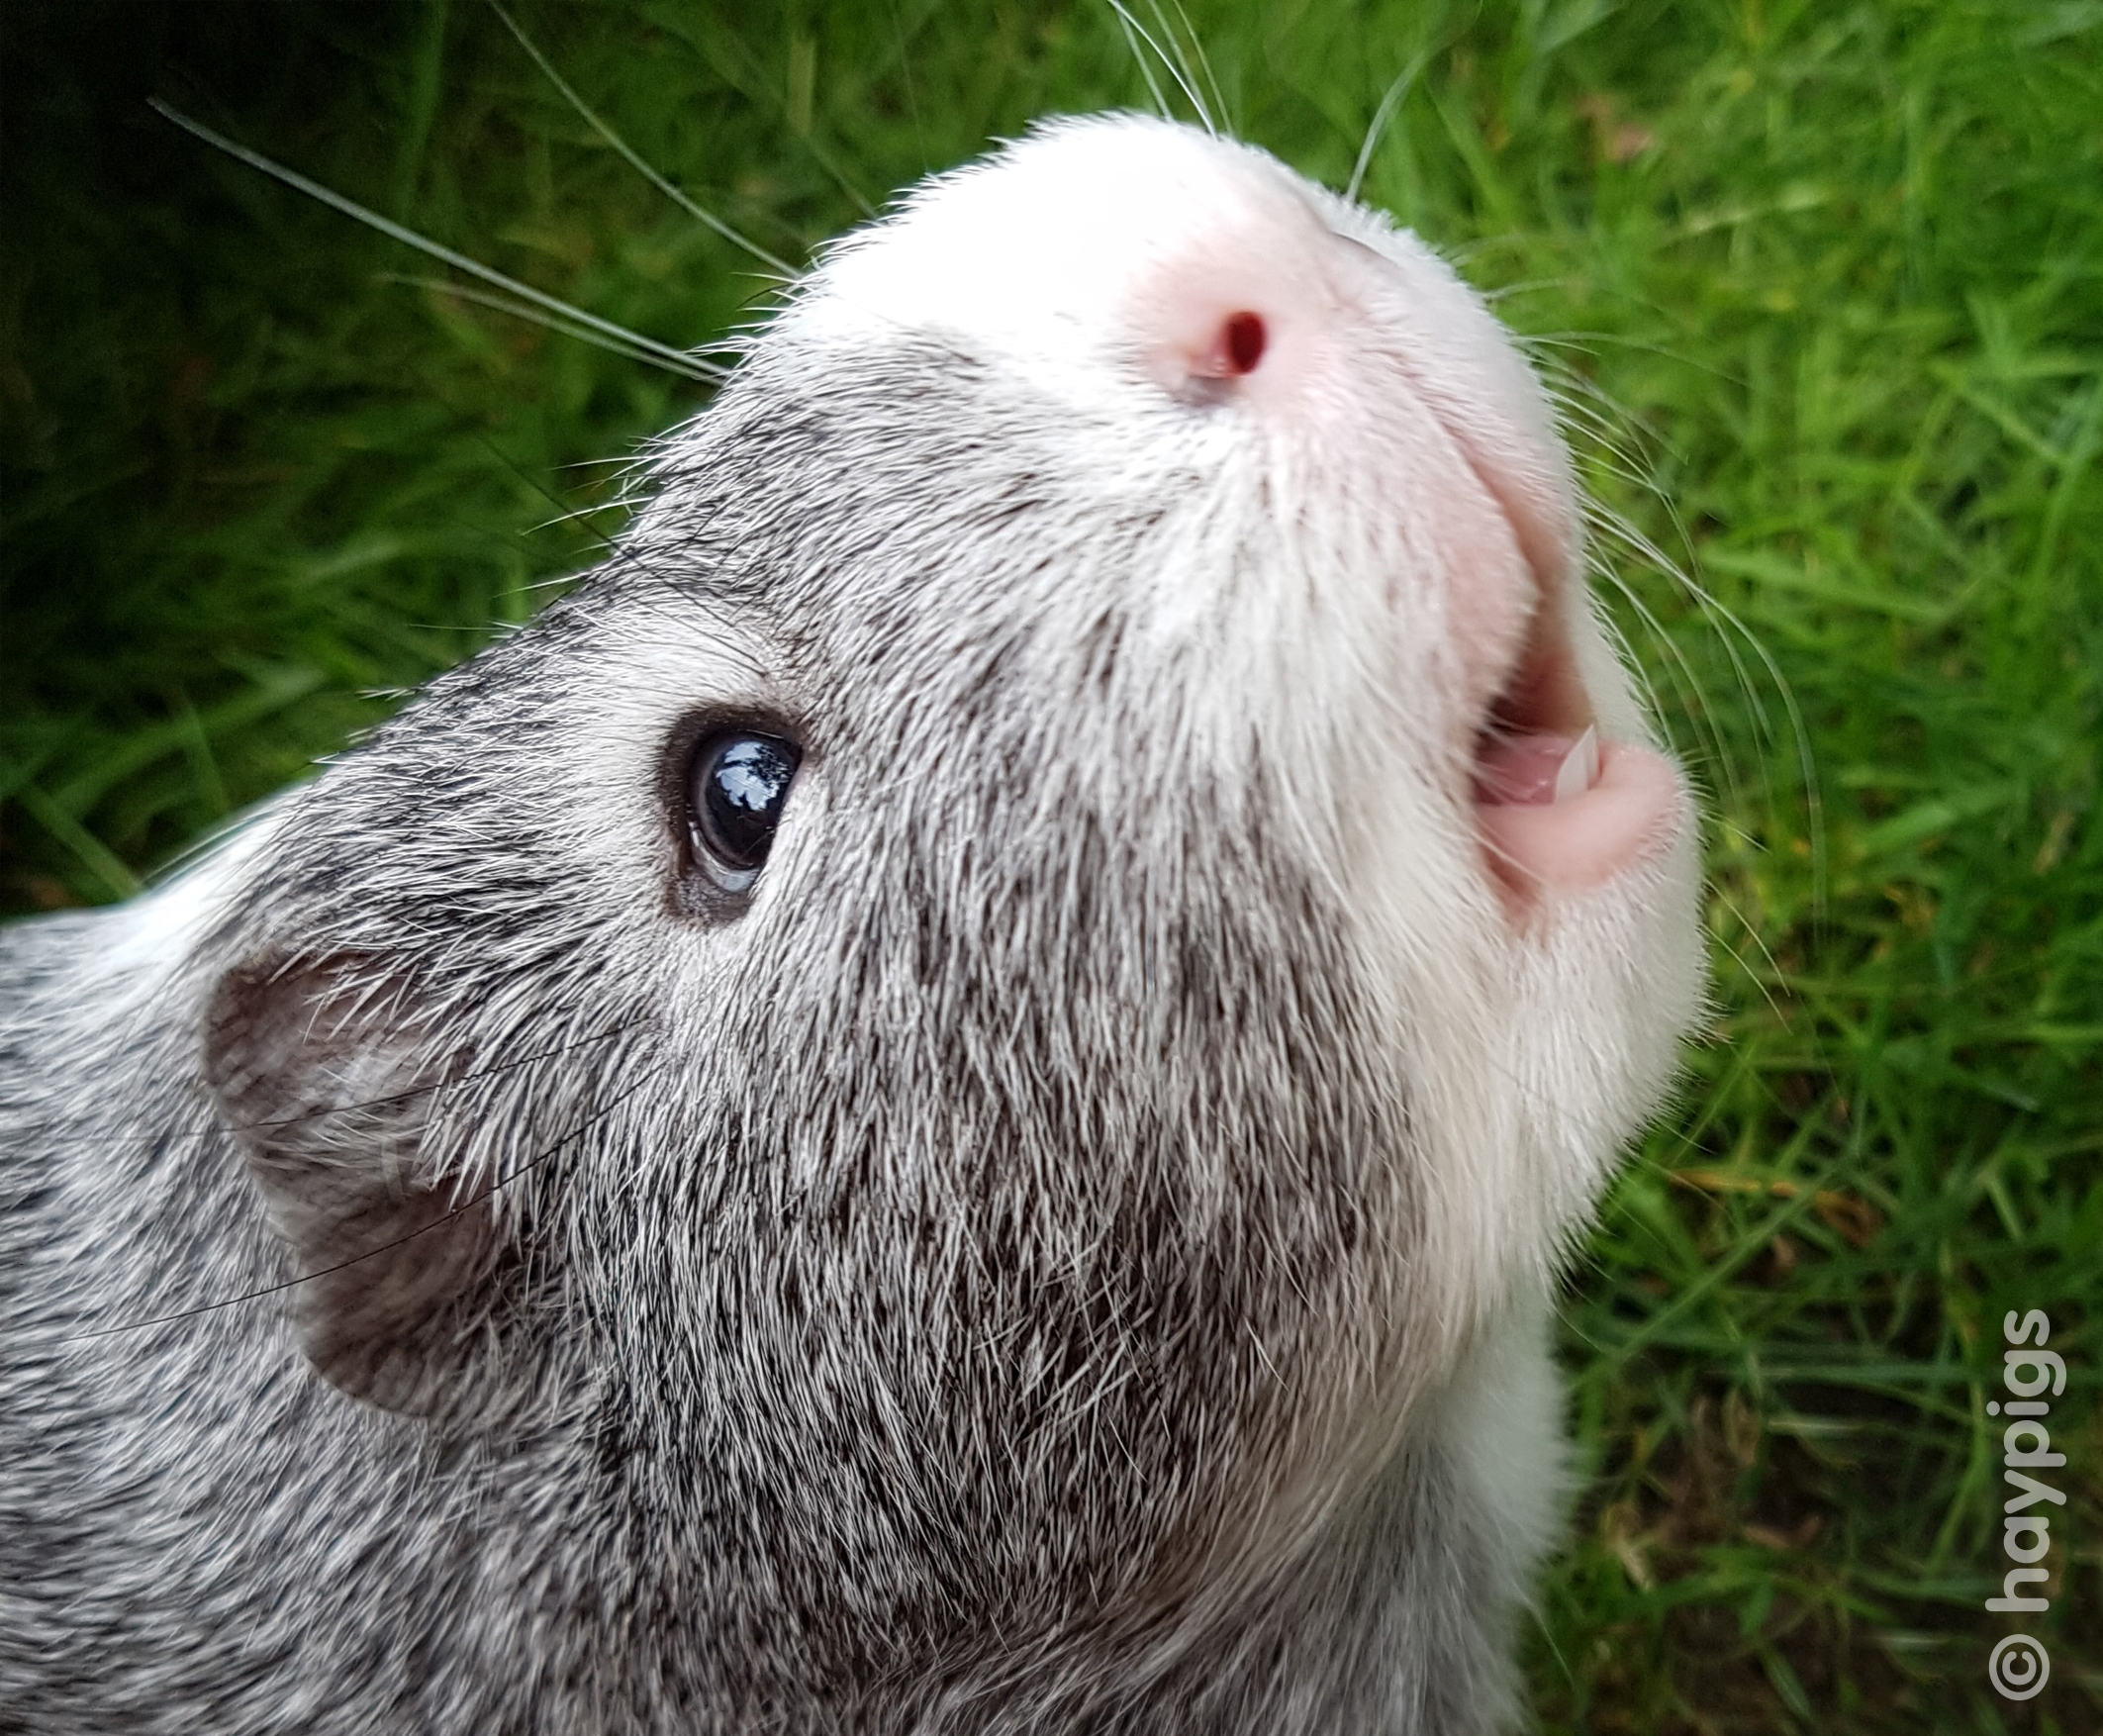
[0, 118, 1701, 1733]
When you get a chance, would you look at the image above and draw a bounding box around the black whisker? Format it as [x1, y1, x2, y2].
[59, 1053, 669, 1343]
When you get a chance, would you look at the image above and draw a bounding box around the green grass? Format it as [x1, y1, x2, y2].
[3, 2, 2098, 1729]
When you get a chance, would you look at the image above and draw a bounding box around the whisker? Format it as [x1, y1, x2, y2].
[453, 428, 758, 617]
[59, 1052, 670, 1344]
[1674, 567, 1827, 921]
[1477, 278, 1572, 307]
[40, 1016, 644, 1150]
[1104, 0, 1212, 132]
[148, 100, 713, 386]
[1587, 548, 1740, 809]
[1706, 885, 1798, 1030]
[380, 274, 725, 383]
[487, 0, 799, 282]
[1347, 48, 1433, 204]
[1545, 350, 1828, 919]
[1149, 0, 1231, 137]
[1520, 328, 1745, 391]
[1538, 364, 1754, 792]
[886, 0, 931, 170]
[1588, 502, 1768, 761]
[237, 1016, 648, 1135]
[1107, 4, 1174, 123]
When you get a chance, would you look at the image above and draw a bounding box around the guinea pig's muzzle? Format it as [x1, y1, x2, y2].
[1468, 583, 1685, 908]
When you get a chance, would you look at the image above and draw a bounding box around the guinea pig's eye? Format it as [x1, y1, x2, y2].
[685, 730, 801, 895]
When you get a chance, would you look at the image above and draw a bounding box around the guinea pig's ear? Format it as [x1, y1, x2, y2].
[203, 953, 499, 1416]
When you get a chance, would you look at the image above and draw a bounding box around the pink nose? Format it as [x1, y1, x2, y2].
[1189, 311, 1269, 379]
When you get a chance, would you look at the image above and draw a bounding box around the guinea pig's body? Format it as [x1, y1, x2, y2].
[0, 117, 1703, 1733]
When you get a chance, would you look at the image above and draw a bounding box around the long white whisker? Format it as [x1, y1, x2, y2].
[1587, 404, 1822, 899]
[380, 274, 725, 383]
[1105, 0, 1213, 132]
[1558, 366, 1827, 916]
[1106, 7, 1173, 120]
[1586, 553, 1741, 810]
[149, 101, 713, 386]
[1479, 278, 1574, 306]
[1670, 565, 1827, 919]
[488, 0, 798, 281]
[1348, 49, 1432, 203]
[1586, 510, 1754, 791]
[1151, 0, 1230, 137]
[1706, 885, 1798, 1030]
[1537, 358, 1776, 824]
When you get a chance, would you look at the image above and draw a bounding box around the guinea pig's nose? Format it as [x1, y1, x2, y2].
[1124, 174, 1355, 406]
[1141, 286, 1297, 405]
[1188, 310, 1269, 380]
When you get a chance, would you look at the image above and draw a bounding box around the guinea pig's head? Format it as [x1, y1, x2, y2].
[203, 114, 1703, 1651]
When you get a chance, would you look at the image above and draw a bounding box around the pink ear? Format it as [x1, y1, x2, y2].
[204, 953, 500, 1415]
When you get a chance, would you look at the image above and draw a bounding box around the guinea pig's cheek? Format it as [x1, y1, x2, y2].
[1475, 740, 1684, 903]
[1417, 463, 1537, 700]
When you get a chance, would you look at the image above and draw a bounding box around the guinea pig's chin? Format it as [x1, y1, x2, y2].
[1474, 739, 1686, 907]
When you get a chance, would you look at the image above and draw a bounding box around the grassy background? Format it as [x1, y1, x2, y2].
[3, 1, 2098, 1728]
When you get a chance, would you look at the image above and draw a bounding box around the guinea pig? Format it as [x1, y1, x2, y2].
[0, 113, 1704, 1734]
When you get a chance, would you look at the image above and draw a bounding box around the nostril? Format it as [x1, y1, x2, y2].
[1191, 310, 1267, 379]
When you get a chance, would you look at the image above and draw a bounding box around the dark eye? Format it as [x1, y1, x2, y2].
[686, 730, 801, 894]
